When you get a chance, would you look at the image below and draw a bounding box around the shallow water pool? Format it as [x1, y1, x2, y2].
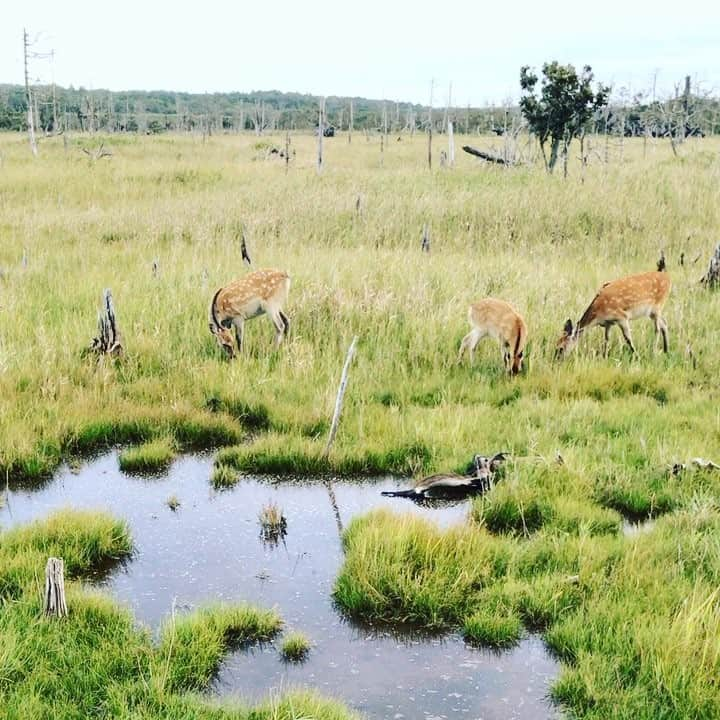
[1, 452, 559, 719]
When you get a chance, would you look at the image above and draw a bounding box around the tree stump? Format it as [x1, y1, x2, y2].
[44, 557, 68, 618]
[701, 244, 720, 289]
[89, 289, 123, 356]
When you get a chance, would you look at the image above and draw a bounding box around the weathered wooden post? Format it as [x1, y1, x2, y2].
[323, 336, 358, 457]
[44, 557, 68, 618]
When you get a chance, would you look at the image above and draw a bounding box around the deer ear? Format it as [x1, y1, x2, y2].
[490, 452, 509, 470]
[564, 319, 573, 335]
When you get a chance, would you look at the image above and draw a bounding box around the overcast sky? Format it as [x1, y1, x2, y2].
[1, 1, 718, 105]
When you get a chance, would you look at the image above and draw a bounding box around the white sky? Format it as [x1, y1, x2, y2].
[1, 1, 718, 105]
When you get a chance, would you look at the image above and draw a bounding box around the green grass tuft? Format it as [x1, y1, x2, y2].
[211, 462, 240, 489]
[280, 631, 312, 662]
[119, 437, 177, 473]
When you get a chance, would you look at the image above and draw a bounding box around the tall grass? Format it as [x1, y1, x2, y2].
[1, 131, 720, 717]
[1, 132, 718, 485]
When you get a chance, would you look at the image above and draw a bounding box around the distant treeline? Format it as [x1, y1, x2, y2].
[1, 83, 719, 136]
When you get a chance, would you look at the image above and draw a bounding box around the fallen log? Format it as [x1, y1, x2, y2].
[462, 145, 512, 165]
[381, 452, 509, 499]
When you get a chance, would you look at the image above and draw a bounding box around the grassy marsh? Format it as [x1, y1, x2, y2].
[1, 130, 720, 717]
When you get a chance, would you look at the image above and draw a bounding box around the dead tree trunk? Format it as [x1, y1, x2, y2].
[323, 336, 358, 457]
[348, 99, 353, 144]
[427, 79, 434, 170]
[89, 289, 123, 356]
[23, 29, 38, 157]
[448, 121, 455, 167]
[317, 98, 325, 175]
[462, 145, 512, 165]
[44, 557, 68, 618]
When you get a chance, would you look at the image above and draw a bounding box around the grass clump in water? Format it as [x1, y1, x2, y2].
[119, 437, 177, 473]
[259, 501, 287, 546]
[280, 631, 312, 662]
[211, 462, 240, 489]
[335, 510, 512, 627]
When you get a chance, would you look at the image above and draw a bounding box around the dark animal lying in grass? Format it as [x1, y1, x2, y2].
[381, 453, 509, 499]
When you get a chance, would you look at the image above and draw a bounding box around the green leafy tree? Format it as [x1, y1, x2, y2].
[520, 62, 609, 175]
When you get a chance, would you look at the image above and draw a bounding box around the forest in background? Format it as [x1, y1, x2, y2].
[1, 82, 720, 136]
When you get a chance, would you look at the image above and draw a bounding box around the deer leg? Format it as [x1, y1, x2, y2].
[603, 325, 612, 357]
[618, 319, 636, 355]
[658, 315, 669, 353]
[467, 330, 484, 364]
[501, 342, 511, 371]
[279, 310, 290, 337]
[458, 329, 481, 364]
[270, 311, 286, 348]
[232, 318, 244, 353]
[650, 313, 669, 354]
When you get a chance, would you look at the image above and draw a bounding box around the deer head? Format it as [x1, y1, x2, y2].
[555, 318, 579, 360]
[510, 348, 525, 376]
[209, 289, 236, 358]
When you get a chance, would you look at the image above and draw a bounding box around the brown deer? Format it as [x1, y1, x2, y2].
[458, 299, 528, 375]
[555, 271, 671, 359]
[208, 269, 290, 358]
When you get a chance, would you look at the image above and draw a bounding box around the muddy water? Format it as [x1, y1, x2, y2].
[1, 453, 559, 719]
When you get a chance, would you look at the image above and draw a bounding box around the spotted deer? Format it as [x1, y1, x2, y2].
[458, 299, 528, 375]
[208, 269, 290, 358]
[555, 271, 671, 359]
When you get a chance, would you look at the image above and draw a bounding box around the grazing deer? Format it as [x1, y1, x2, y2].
[458, 299, 528, 375]
[209, 269, 290, 358]
[555, 271, 671, 359]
